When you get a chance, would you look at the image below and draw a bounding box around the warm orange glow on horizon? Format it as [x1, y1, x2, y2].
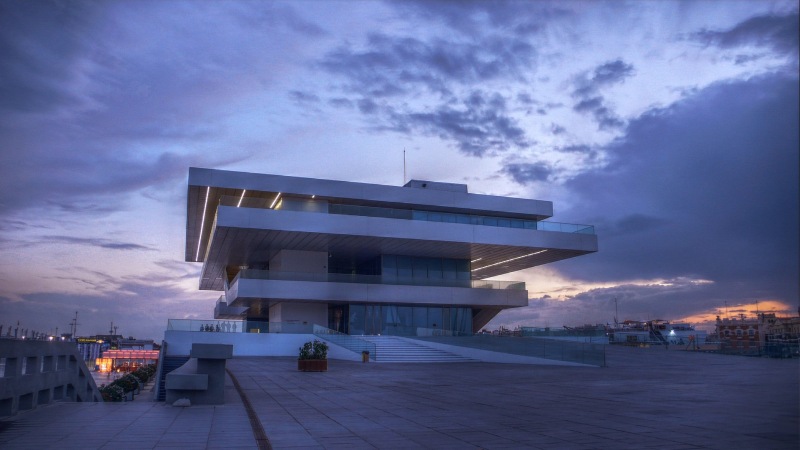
[678, 300, 797, 331]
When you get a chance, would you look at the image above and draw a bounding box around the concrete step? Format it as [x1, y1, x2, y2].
[360, 336, 475, 363]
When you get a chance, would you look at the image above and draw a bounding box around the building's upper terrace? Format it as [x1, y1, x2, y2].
[188, 167, 552, 217]
[187, 167, 560, 261]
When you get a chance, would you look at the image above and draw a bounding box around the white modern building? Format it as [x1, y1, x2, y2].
[186, 168, 597, 337]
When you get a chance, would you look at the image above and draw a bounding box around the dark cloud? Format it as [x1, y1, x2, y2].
[0, 285, 209, 341]
[590, 60, 635, 88]
[571, 59, 633, 130]
[495, 278, 725, 327]
[0, 1, 102, 114]
[320, 33, 536, 98]
[0, 149, 212, 216]
[395, 0, 571, 37]
[560, 144, 592, 154]
[315, 10, 542, 158]
[0, 262, 213, 339]
[554, 73, 799, 313]
[289, 90, 320, 103]
[357, 98, 379, 114]
[382, 91, 530, 157]
[692, 11, 799, 57]
[41, 236, 154, 251]
[517, 92, 535, 105]
[503, 163, 552, 185]
[328, 98, 354, 108]
[0, 2, 285, 217]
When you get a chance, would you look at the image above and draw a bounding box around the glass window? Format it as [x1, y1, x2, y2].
[511, 220, 524, 229]
[524, 221, 537, 229]
[382, 306, 400, 335]
[452, 308, 473, 335]
[349, 305, 365, 335]
[427, 258, 442, 280]
[381, 255, 396, 277]
[483, 217, 497, 226]
[412, 210, 427, 221]
[736, 329, 743, 337]
[397, 307, 413, 335]
[498, 218, 510, 228]
[427, 307, 443, 330]
[456, 214, 470, 224]
[396, 256, 412, 278]
[456, 259, 471, 281]
[365, 305, 381, 335]
[412, 258, 428, 279]
[413, 307, 427, 329]
[442, 259, 457, 280]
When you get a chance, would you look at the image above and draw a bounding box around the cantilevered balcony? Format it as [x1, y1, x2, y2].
[224, 269, 528, 309]
[196, 205, 597, 289]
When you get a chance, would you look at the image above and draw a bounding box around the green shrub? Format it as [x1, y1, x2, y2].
[298, 340, 328, 360]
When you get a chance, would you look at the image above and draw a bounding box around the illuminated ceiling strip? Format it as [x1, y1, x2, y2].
[471, 250, 547, 272]
[195, 186, 210, 261]
[236, 189, 247, 207]
[471, 258, 483, 263]
[269, 192, 282, 209]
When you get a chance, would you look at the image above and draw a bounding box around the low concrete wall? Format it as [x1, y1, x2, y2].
[406, 338, 596, 367]
[0, 339, 102, 417]
[163, 331, 361, 361]
[165, 344, 232, 405]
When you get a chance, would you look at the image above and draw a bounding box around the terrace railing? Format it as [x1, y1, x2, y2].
[218, 195, 595, 235]
[232, 269, 526, 290]
[166, 319, 314, 334]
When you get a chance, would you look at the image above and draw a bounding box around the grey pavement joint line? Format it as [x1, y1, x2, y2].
[227, 368, 273, 450]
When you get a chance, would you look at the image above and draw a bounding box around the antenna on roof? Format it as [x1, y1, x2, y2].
[403, 148, 406, 185]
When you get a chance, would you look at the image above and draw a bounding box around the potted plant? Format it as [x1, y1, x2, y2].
[298, 340, 328, 372]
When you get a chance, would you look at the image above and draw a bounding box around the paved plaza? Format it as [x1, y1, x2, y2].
[0, 345, 797, 449]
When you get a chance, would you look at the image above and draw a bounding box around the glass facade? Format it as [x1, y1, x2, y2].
[329, 202, 538, 230]
[344, 304, 473, 336]
[381, 255, 470, 286]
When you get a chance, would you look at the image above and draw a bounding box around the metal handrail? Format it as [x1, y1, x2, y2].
[313, 325, 377, 360]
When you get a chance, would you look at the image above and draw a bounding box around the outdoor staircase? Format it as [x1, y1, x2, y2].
[155, 355, 190, 402]
[361, 336, 476, 363]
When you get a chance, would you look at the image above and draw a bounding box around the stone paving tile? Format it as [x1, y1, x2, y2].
[1, 346, 797, 449]
[226, 347, 798, 450]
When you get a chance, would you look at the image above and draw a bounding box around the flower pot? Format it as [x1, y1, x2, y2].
[298, 359, 328, 372]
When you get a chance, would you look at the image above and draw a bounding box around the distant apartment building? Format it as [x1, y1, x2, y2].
[716, 315, 762, 351]
[759, 313, 800, 342]
[186, 168, 598, 336]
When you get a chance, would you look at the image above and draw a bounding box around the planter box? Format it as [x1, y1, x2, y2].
[298, 359, 328, 372]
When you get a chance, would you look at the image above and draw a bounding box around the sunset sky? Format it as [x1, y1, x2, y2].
[1, 1, 797, 339]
